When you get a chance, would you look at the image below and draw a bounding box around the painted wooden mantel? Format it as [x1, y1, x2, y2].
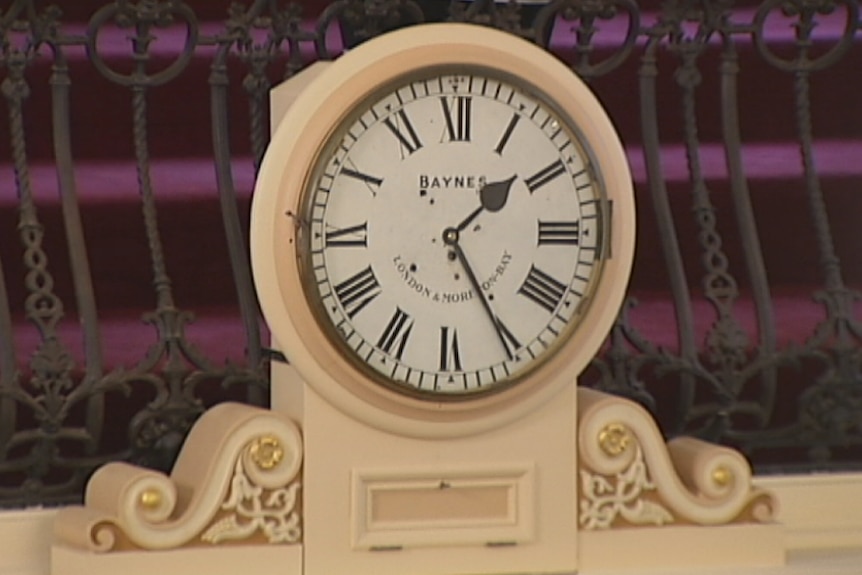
[3, 470, 862, 575]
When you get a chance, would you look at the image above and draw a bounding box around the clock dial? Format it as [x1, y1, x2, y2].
[300, 69, 606, 399]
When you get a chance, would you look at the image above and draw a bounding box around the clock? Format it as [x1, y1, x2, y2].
[251, 23, 635, 439]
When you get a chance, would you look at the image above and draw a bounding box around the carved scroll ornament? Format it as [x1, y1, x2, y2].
[578, 388, 777, 530]
[53, 403, 303, 552]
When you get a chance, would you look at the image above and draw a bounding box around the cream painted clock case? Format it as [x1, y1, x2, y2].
[251, 23, 635, 575]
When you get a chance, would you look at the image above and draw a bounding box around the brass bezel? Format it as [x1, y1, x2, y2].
[295, 64, 611, 403]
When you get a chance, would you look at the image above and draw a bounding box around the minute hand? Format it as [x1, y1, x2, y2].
[447, 239, 514, 361]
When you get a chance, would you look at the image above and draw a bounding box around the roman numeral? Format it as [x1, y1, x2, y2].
[383, 109, 423, 157]
[440, 96, 472, 142]
[524, 159, 566, 193]
[518, 265, 567, 313]
[325, 222, 368, 248]
[334, 266, 381, 318]
[493, 316, 521, 360]
[494, 113, 520, 155]
[439, 326, 463, 372]
[537, 220, 580, 246]
[377, 307, 413, 359]
[341, 167, 383, 187]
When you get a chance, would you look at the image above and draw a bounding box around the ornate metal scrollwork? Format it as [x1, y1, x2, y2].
[0, 0, 272, 507]
[534, 0, 641, 77]
[316, 0, 425, 55]
[2, 0, 862, 509]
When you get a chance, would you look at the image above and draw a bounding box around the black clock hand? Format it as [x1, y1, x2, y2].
[454, 175, 518, 232]
[455, 205, 484, 233]
[479, 174, 517, 212]
[442, 227, 514, 361]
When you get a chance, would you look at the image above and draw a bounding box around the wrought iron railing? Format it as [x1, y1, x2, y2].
[0, 0, 860, 508]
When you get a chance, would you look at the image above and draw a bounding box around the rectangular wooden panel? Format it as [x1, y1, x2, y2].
[352, 465, 535, 550]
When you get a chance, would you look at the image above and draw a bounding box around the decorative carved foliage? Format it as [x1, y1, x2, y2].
[580, 445, 674, 529]
[201, 458, 301, 544]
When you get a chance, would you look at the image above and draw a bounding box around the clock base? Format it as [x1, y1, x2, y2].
[579, 523, 783, 572]
[273, 359, 579, 575]
[51, 544, 303, 575]
[46, 362, 783, 574]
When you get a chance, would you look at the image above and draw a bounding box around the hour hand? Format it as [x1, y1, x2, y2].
[454, 174, 518, 232]
[479, 174, 517, 212]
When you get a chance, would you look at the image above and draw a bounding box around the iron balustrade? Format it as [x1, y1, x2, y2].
[0, 0, 860, 508]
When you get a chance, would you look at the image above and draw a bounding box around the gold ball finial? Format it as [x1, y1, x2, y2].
[712, 466, 733, 487]
[139, 489, 162, 510]
[598, 423, 632, 457]
[249, 436, 284, 470]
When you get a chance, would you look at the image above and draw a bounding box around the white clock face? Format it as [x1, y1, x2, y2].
[299, 67, 607, 399]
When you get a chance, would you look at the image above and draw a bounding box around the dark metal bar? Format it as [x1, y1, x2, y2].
[0, 252, 17, 460]
[210, 42, 265, 405]
[638, 33, 700, 435]
[677, 9, 750, 436]
[49, 42, 105, 448]
[718, 25, 778, 427]
[2, 2, 81, 503]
